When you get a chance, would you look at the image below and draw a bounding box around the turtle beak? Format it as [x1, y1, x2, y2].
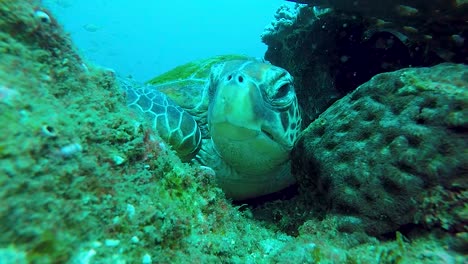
[209, 71, 263, 137]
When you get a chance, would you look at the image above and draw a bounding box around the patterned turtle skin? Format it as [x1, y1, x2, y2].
[120, 55, 302, 200]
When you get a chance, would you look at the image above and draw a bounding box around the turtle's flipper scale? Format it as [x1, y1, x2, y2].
[120, 78, 201, 161]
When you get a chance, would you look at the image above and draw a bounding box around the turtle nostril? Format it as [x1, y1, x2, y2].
[227, 75, 232, 81]
[238, 76, 244, 83]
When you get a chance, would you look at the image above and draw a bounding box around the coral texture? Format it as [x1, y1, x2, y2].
[293, 63, 468, 235]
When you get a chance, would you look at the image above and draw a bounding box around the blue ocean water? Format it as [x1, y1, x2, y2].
[43, 0, 291, 81]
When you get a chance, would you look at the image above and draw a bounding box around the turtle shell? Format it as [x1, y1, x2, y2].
[146, 54, 253, 113]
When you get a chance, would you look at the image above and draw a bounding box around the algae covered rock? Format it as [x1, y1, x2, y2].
[293, 63, 468, 235]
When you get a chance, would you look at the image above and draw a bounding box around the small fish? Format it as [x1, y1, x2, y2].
[83, 23, 101, 32]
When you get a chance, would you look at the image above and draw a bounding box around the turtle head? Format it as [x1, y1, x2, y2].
[207, 60, 302, 176]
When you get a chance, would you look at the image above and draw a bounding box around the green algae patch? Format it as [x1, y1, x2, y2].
[146, 54, 252, 85]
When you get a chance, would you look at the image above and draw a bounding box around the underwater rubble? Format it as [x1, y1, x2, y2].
[0, 1, 467, 263]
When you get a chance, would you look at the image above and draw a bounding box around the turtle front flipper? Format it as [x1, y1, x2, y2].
[119, 78, 202, 161]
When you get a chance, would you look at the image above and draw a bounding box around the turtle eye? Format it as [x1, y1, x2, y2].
[274, 84, 291, 99]
[269, 83, 294, 109]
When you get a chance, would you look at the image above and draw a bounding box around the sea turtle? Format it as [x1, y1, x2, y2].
[119, 55, 302, 200]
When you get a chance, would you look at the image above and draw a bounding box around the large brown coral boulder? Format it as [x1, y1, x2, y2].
[293, 63, 468, 235]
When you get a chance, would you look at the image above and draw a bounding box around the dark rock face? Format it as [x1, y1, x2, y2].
[263, 2, 467, 122]
[292, 64, 468, 235]
[286, 0, 467, 32]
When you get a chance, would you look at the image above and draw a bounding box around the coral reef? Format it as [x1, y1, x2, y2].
[1, 1, 466, 263]
[293, 63, 468, 235]
[262, 2, 467, 122]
